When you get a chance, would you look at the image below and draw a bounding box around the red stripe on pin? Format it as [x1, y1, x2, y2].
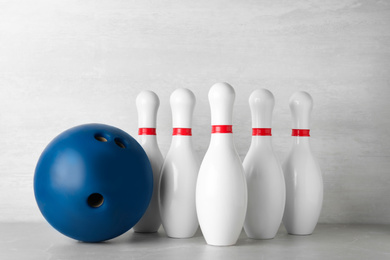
[292, 129, 310, 137]
[173, 128, 192, 136]
[138, 128, 156, 135]
[212, 125, 233, 134]
[252, 128, 272, 136]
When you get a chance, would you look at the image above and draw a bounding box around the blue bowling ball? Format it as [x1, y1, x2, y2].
[34, 123, 153, 242]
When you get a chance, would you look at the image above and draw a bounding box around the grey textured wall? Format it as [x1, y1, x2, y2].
[1, 0, 389, 223]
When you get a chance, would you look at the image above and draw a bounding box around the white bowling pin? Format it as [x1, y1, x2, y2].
[133, 90, 164, 233]
[196, 82, 248, 246]
[159, 88, 200, 238]
[243, 89, 286, 239]
[283, 91, 323, 235]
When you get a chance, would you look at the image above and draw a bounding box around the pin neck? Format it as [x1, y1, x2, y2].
[212, 125, 232, 134]
[172, 128, 192, 136]
[210, 131, 235, 148]
[291, 136, 311, 148]
[138, 128, 156, 135]
[171, 134, 194, 148]
[138, 131, 159, 148]
[292, 129, 310, 137]
[251, 135, 272, 148]
[252, 128, 272, 136]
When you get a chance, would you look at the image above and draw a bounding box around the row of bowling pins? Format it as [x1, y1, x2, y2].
[133, 82, 323, 246]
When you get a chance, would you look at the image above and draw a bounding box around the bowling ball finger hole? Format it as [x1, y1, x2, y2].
[87, 193, 104, 208]
[114, 138, 126, 149]
[94, 134, 108, 142]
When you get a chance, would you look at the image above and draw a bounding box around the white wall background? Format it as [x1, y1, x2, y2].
[1, 0, 389, 223]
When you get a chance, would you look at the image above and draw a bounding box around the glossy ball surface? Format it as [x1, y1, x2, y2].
[34, 124, 153, 242]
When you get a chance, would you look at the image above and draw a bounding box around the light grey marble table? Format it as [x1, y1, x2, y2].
[1, 223, 389, 260]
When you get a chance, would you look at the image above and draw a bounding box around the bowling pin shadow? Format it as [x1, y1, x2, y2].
[125, 229, 166, 244]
